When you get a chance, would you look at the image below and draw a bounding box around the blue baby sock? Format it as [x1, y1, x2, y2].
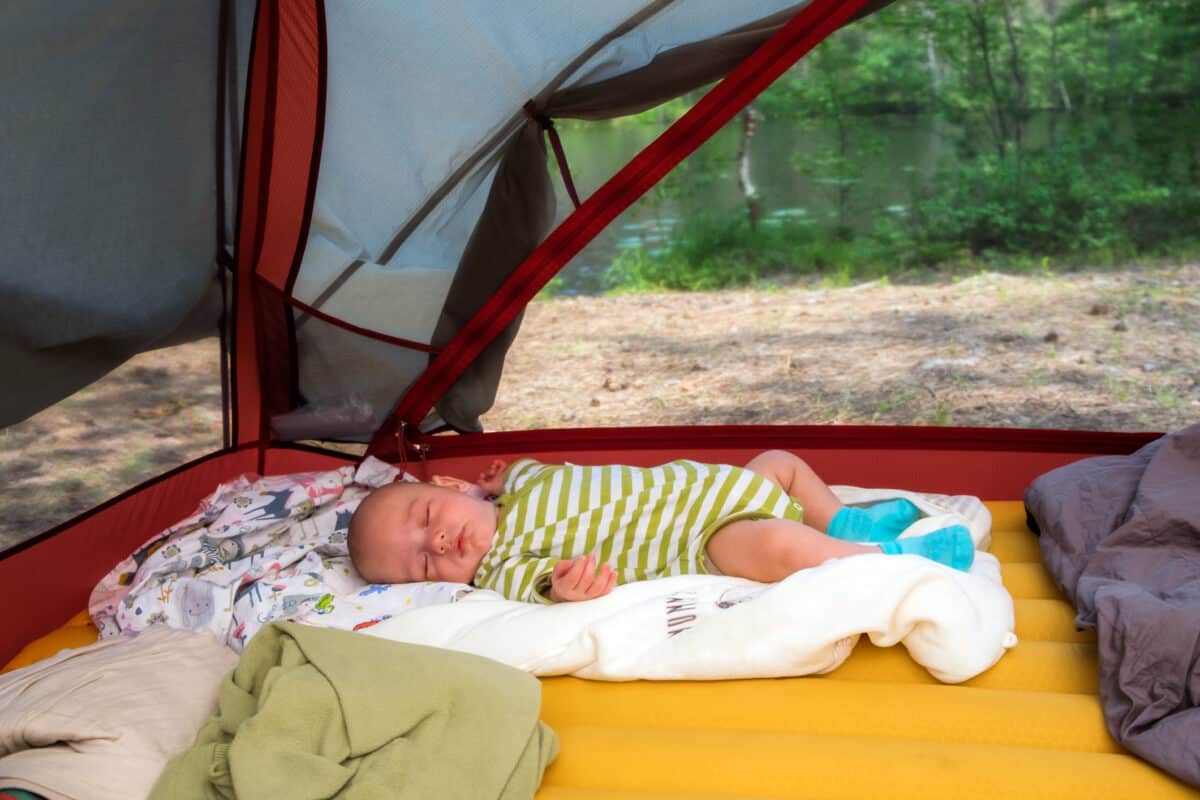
[827, 499, 921, 542]
[878, 525, 975, 571]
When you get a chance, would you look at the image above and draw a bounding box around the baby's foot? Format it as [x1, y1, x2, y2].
[827, 499, 921, 542]
[878, 525, 975, 571]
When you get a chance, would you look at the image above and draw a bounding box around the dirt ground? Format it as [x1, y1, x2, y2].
[492, 262, 1200, 432]
[2, 261, 1197, 549]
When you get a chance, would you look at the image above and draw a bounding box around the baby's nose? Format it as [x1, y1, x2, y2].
[432, 529, 448, 554]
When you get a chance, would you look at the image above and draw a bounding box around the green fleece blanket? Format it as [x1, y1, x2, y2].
[151, 622, 558, 799]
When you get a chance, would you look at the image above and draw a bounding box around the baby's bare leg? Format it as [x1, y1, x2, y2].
[705, 517, 877, 582]
[744, 449, 842, 531]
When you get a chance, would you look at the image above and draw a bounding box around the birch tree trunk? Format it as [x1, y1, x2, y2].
[737, 106, 763, 230]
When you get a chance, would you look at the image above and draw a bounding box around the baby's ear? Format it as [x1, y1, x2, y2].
[430, 475, 473, 493]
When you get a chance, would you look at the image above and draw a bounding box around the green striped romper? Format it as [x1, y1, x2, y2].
[473, 458, 805, 603]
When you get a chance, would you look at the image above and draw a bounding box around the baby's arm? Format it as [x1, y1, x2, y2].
[476, 459, 509, 496]
[477, 552, 616, 603]
[548, 555, 616, 602]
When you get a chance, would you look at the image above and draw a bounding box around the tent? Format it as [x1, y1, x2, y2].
[1, 1, 1188, 797]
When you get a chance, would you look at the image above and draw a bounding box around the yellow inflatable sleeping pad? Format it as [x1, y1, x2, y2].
[5, 502, 1196, 797]
[3, 607, 98, 672]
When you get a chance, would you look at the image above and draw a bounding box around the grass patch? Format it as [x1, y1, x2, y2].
[929, 398, 953, 426]
[539, 203, 1200, 298]
[47, 476, 105, 509]
[116, 448, 156, 485]
[589, 215, 909, 294]
[1105, 374, 1136, 403]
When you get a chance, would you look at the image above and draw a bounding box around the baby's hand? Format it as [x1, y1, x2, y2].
[476, 459, 508, 496]
[549, 555, 616, 602]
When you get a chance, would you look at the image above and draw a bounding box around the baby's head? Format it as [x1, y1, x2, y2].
[348, 480, 499, 585]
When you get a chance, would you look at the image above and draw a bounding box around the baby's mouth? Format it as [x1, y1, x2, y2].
[456, 531, 467, 557]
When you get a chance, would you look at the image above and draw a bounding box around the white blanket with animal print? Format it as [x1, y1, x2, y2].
[88, 458, 469, 651]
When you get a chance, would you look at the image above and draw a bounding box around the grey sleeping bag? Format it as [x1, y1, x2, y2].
[1024, 422, 1200, 787]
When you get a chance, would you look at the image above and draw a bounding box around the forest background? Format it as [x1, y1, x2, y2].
[546, 0, 1200, 295]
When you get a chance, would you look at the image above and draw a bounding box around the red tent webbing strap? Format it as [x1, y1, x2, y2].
[369, 0, 872, 458]
[258, 277, 441, 353]
[525, 101, 581, 209]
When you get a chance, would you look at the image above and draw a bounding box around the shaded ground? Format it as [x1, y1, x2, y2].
[3, 262, 1198, 549]
[0, 345, 223, 550]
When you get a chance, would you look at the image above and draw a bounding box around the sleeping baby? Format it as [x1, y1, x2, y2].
[348, 450, 975, 603]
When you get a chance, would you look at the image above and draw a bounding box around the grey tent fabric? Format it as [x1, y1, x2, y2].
[549, 7, 801, 119]
[432, 123, 554, 433]
[0, 1, 221, 427]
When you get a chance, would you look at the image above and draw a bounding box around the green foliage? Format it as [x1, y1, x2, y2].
[596, 214, 907, 293]
[757, 6, 933, 118]
[909, 132, 1200, 257]
[545, 0, 1200, 296]
[756, 0, 1200, 122]
[603, 215, 779, 292]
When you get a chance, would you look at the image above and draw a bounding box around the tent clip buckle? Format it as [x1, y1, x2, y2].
[396, 421, 431, 466]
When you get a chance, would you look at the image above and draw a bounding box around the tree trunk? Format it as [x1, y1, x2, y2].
[922, 2, 941, 101]
[835, 112, 851, 236]
[1046, 0, 1060, 145]
[1057, 79, 1073, 113]
[968, 1, 1009, 157]
[824, 75, 853, 236]
[736, 106, 762, 230]
[925, 34, 942, 100]
[1000, 0, 1027, 153]
[1103, 1, 1117, 106]
[1081, 3, 1095, 109]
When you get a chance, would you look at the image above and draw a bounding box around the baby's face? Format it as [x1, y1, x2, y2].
[356, 482, 498, 584]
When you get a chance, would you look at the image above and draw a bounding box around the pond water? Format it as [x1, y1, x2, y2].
[547, 109, 1193, 294]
